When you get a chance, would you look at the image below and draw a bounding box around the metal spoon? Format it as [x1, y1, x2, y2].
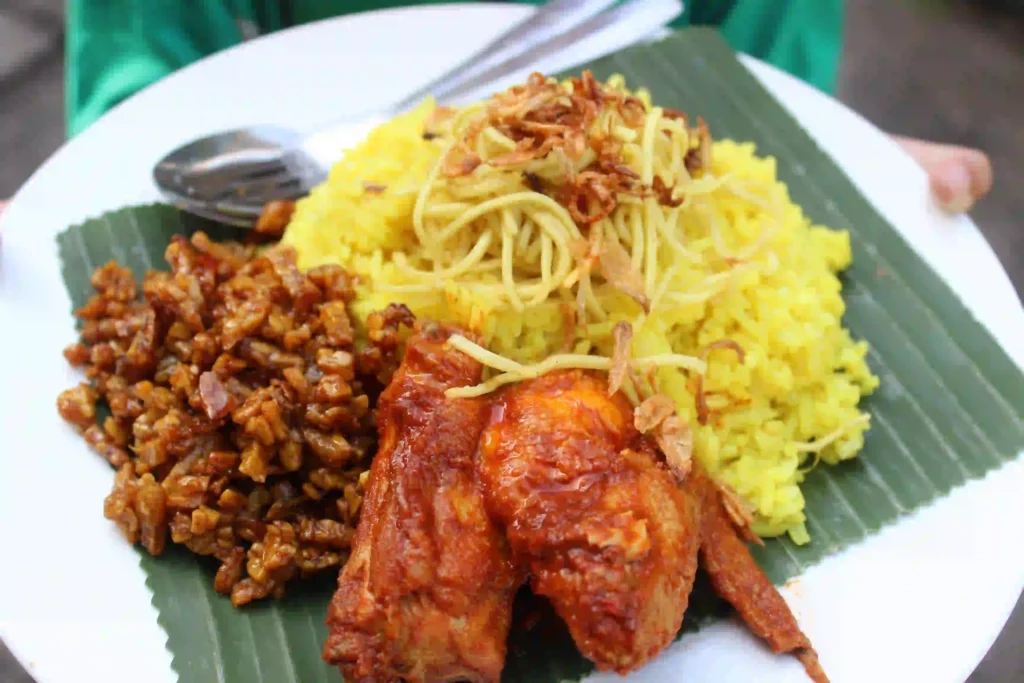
[153, 0, 628, 227]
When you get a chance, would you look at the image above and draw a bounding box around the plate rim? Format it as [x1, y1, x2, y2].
[1, 5, 1022, 683]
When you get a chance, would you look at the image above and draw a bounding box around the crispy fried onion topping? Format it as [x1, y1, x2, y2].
[654, 416, 693, 483]
[566, 233, 649, 312]
[633, 393, 694, 482]
[607, 321, 633, 396]
[633, 394, 677, 433]
[597, 239, 650, 311]
[441, 140, 482, 177]
[440, 70, 710, 224]
[691, 117, 713, 175]
[716, 480, 763, 546]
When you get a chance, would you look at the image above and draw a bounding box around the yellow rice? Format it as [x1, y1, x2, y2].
[282, 88, 879, 544]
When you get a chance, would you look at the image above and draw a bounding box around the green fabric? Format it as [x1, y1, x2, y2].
[66, 0, 843, 136]
[687, 0, 844, 98]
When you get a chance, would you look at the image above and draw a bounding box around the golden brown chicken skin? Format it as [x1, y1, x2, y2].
[476, 370, 701, 674]
[323, 323, 520, 683]
[686, 468, 829, 683]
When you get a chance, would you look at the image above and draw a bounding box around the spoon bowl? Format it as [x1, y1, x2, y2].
[153, 126, 325, 226]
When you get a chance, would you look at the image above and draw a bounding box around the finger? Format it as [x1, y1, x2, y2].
[0, 200, 6, 253]
[892, 136, 993, 214]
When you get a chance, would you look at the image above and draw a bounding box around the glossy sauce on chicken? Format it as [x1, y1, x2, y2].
[476, 370, 701, 674]
[325, 343, 827, 682]
[323, 323, 520, 682]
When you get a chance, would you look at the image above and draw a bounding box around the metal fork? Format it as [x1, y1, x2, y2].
[153, 0, 681, 227]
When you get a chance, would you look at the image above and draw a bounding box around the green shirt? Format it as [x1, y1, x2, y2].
[66, 0, 843, 137]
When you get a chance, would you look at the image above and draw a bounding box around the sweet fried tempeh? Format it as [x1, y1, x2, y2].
[477, 370, 701, 674]
[687, 468, 829, 683]
[323, 323, 519, 683]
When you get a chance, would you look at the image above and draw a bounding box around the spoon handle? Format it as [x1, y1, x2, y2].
[388, 0, 618, 113]
[434, 0, 683, 105]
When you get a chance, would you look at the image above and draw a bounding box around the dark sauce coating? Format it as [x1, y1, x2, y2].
[324, 323, 520, 683]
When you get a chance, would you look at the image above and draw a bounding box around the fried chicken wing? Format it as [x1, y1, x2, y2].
[686, 468, 829, 683]
[476, 370, 701, 674]
[323, 323, 519, 683]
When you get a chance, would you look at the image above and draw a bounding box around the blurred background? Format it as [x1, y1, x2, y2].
[0, 0, 1021, 681]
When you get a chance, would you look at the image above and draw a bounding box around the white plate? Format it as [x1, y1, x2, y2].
[1, 5, 1022, 683]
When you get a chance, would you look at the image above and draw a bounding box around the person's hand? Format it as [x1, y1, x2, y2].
[892, 136, 993, 214]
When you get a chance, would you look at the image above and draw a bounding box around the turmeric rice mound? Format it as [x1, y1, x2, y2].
[282, 80, 878, 543]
